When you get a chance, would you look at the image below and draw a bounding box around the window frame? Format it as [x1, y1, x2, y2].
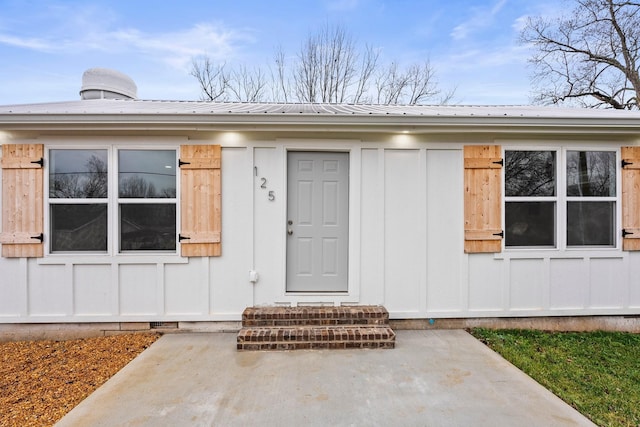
[45, 143, 180, 256]
[503, 145, 621, 252]
[116, 148, 178, 254]
[504, 148, 559, 249]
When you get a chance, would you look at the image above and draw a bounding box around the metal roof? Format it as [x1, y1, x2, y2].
[1, 99, 640, 135]
[1, 98, 640, 118]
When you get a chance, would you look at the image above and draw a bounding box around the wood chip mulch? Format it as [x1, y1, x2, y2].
[0, 333, 160, 427]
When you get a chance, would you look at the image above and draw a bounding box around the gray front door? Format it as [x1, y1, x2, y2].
[286, 151, 349, 292]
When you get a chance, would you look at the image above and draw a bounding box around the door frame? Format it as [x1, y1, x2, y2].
[278, 143, 361, 303]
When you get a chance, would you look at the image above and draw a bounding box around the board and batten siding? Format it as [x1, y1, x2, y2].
[0, 141, 640, 322]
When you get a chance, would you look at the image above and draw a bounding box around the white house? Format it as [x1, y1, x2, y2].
[1, 69, 639, 333]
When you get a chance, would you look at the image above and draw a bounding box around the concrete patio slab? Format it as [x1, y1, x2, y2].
[55, 330, 595, 426]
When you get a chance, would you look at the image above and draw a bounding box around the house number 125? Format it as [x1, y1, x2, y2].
[256, 168, 275, 201]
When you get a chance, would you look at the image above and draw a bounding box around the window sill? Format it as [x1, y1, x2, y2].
[37, 254, 189, 265]
[494, 248, 626, 260]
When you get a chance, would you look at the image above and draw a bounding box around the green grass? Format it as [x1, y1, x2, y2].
[470, 329, 640, 427]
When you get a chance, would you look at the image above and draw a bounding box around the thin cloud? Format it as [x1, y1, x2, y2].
[444, 43, 529, 70]
[0, 13, 252, 72]
[0, 34, 55, 51]
[512, 2, 566, 33]
[106, 24, 248, 70]
[512, 15, 530, 33]
[450, 0, 507, 40]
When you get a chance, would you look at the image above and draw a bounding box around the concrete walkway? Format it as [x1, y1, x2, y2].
[56, 330, 595, 426]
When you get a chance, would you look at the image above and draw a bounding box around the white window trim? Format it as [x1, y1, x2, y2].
[44, 143, 181, 257]
[114, 146, 179, 256]
[503, 146, 621, 252]
[562, 147, 620, 250]
[45, 144, 111, 256]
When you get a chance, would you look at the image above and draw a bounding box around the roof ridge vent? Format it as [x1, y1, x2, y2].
[80, 68, 137, 100]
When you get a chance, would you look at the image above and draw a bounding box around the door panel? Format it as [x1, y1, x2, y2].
[287, 152, 349, 292]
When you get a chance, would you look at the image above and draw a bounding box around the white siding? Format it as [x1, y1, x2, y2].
[165, 261, 206, 315]
[359, 148, 384, 305]
[74, 265, 112, 315]
[426, 150, 464, 313]
[509, 259, 545, 310]
[549, 259, 588, 309]
[1, 140, 640, 322]
[630, 253, 640, 308]
[590, 258, 626, 309]
[119, 264, 157, 316]
[468, 254, 504, 312]
[28, 263, 71, 316]
[0, 258, 26, 317]
[210, 147, 253, 318]
[252, 146, 286, 305]
[383, 149, 424, 315]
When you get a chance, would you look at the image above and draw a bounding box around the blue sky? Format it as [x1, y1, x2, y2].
[0, 0, 563, 105]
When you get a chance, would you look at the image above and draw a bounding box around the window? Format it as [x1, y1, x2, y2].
[2, 143, 220, 259]
[504, 149, 617, 249]
[48, 148, 177, 253]
[118, 150, 176, 251]
[566, 151, 616, 246]
[505, 151, 556, 247]
[49, 149, 108, 252]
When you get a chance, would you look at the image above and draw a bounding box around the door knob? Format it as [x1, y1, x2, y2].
[287, 229, 293, 235]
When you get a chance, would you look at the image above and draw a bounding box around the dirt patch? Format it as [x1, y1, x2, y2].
[0, 333, 159, 427]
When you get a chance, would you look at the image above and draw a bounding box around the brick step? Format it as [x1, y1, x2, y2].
[241, 305, 389, 327]
[236, 326, 396, 351]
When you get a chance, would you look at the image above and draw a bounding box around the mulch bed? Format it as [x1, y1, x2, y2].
[0, 333, 159, 427]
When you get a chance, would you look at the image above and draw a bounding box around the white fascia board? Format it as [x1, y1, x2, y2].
[1, 112, 640, 136]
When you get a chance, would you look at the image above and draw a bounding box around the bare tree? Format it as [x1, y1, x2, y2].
[521, 0, 640, 109]
[295, 24, 360, 103]
[191, 24, 452, 105]
[374, 60, 447, 105]
[375, 62, 408, 104]
[272, 46, 291, 102]
[228, 65, 268, 102]
[190, 58, 229, 101]
[406, 62, 440, 104]
[352, 44, 379, 103]
[294, 33, 320, 102]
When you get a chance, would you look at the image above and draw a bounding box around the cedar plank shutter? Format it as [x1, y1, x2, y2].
[464, 145, 503, 253]
[622, 146, 640, 251]
[0, 144, 44, 257]
[179, 145, 221, 257]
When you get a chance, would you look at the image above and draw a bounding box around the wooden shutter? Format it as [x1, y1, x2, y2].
[179, 144, 221, 257]
[464, 145, 503, 253]
[0, 144, 44, 258]
[622, 146, 640, 251]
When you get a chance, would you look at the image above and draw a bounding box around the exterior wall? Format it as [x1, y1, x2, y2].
[1, 136, 640, 323]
